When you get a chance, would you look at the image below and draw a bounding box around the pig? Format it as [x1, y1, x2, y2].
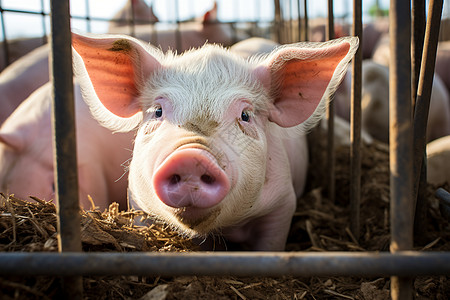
[427, 135, 450, 186]
[108, 2, 240, 53]
[334, 60, 450, 144]
[0, 44, 50, 125]
[108, 0, 159, 31]
[0, 82, 133, 210]
[435, 41, 450, 96]
[71, 32, 358, 251]
[0, 36, 47, 72]
[230, 37, 279, 59]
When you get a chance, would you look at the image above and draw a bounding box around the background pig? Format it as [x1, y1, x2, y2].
[108, 3, 241, 52]
[229, 37, 279, 59]
[108, 0, 159, 31]
[334, 60, 450, 144]
[0, 44, 49, 125]
[72, 32, 358, 250]
[427, 135, 450, 186]
[0, 82, 133, 210]
[435, 41, 450, 95]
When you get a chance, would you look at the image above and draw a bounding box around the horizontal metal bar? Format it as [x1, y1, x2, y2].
[0, 251, 449, 277]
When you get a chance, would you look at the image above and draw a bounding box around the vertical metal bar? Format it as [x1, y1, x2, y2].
[411, 0, 426, 245]
[350, 0, 362, 240]
[274, 0, 282, 43]
[326, 0, 335, 203]
[40, 0, 48, 44]
[389, 0, 413, 298]
[303, 0, 308, 41]
[297, 0, 302, 41]
[0, 0, 10, 67]
[129, 0, 136, 37]
[84, 0, 91, 33]
[174, 0, 181, 52]
[50, 0, 82, 298]
[413, 0, 444, 242]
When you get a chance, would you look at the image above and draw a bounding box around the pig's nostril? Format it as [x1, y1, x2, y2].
[169, 174, 181, 185]
[201, 174, 215, 184]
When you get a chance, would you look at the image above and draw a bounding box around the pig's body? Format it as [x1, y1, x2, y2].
[0, 44, 50, 125]
[427, 135, 450, 186]
[0, 36, 47, 72]
[335, 60, 450, 143]
[72, 32, 358, 250]
[0, 82, 132, 210]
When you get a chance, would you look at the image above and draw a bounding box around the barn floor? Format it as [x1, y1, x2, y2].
[1, 137, 449, 299]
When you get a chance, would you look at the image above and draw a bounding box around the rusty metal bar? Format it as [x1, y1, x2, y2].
[326, 0, 335, 203]
[389, 0, 413, 298]
[0, 252, 450, 277]
[303, 0, 308, 41]
[50, 0, 82, 298]
[413, 0, 443, 244]
[350, 0, 362, 240]
[274, 0, 282, 43]
[0, 0, 10, 67]
[40, 0, 48, 44]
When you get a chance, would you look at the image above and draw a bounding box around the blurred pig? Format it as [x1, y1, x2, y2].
[108, 0, 159, 31]
[0, 82, 133, 210]
[72, 32, 358, 250]
[335, 60, 450, 144]
[230, 37, 279, 59]
[435, 41, 450, 95]
[108, 2, 241, 52]
[0, 44, 49, 125]
[0, 36, 47, 72]
[427, 135, 450, 185]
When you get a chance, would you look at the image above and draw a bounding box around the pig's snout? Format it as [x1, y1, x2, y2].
[153, 148, 230, 209]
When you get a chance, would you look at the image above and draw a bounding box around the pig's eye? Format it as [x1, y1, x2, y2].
[155, 107, 163, 118]
[241, 111, 250, 122]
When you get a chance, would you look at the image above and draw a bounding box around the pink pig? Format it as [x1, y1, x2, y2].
[0, 82, 133, 210]
[72, 32, 358, 251]
[0, 44, 50, 125]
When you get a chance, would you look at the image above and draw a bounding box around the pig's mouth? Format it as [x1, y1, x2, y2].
[172, 206, 221, 231]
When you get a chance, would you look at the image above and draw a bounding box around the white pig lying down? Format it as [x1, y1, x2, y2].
[0, 82, 133, 210]
[72, 32, 358, 251]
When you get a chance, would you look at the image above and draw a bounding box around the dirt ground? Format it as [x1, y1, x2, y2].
[1, 136, 449, 299]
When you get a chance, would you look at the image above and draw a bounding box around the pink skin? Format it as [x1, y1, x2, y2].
[0, 82, 133, 210]
[72, 32, 358, 250]
[0, 44, 50, 125]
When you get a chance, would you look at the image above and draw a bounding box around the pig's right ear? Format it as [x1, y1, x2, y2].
[72, 32, 162, 132]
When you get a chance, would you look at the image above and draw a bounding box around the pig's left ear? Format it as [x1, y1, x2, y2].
[72, 32, 162, 132]
[258, 37, 358, 129]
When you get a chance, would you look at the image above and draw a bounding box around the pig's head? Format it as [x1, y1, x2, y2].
[72, 32, 358, 238]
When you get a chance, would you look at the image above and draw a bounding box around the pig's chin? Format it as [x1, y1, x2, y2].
[169, 206, 221, 234]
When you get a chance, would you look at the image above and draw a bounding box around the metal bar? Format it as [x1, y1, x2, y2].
[413, 0, 443, 243]
[0, 252, 449, 277]
[174, 0, 181, 52]
[40, 0, 47, 44]
[389, 0, 413, 298]
[350, 0, 362, 240]
[0, 0, 10, 67]
[411, 0, 425, 110]
[50, 0, 82, 298]
[84, 0, 91, 33]
[326, 0, 335, 203]
[303, 0, 308, 41]
[129, 0, 136, 37]
[274, 0, 282, 43]
[297, 0, 302, 41]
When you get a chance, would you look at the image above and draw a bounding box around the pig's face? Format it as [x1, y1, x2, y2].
[72, 33, 358, 246]
[129, 48, 272, 235]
